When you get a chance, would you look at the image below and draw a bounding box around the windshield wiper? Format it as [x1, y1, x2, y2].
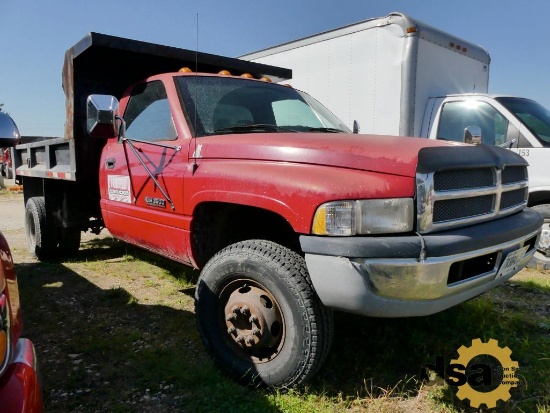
[307, 127, 345, 133]
[214, 124, 298, 134]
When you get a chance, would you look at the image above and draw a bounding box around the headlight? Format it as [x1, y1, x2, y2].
[312, 198, 414, 236]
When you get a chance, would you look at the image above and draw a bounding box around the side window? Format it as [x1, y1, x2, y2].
[437, 101, 509, 146]
[124, 81, 177, 142]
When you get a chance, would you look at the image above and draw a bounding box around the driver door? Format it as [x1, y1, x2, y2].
[100, 80, 190, 263]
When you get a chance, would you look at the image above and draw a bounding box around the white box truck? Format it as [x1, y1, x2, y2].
[241, 12, 550, 257]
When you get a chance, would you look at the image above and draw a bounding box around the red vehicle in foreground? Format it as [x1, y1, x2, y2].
[0, 113, 43, 412]
[11, 33, 542, 388]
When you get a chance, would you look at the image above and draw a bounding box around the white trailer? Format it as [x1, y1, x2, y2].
[242, 12, 550, 258]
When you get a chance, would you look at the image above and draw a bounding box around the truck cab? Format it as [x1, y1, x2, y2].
[424, 94, 550, 256]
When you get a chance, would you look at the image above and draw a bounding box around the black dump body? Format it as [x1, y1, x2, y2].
[65, 32, 292, 183]
[15, 32, 291, 230]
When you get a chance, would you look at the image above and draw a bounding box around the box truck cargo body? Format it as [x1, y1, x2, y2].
[241, 12, 490, 137]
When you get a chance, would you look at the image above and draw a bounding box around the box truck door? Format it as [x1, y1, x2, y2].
[427, 96, 549, 190]
[100, 80, 190, 262]
[427, 98, 511, 145]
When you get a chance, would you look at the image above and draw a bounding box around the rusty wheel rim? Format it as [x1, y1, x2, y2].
[220, 279, 285, 363]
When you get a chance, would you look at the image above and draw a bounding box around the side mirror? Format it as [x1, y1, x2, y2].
[87, 95, 120, 138]
[464, 126, 482, 145]
[353, 120, 360, 134]
[0, 112, 21, 147]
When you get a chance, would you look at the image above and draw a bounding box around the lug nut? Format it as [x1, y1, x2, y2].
[246, 336, 254, 345]
[240, 306, 250, 315]
[252, 327, 261, 337]
[232, 306, 240, 314]
[227, 326, 236, 335]
[226, 313, 237, 322]
[236, 335, 245, 343]
[249, 315, 258, 324]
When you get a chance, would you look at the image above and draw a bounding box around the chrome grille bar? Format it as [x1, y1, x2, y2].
[417, 166, 528, 234]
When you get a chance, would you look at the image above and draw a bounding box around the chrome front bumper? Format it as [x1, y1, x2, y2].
[301, 210, 542, 317]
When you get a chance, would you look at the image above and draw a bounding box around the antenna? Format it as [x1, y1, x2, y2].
[192, 13, 199, 174]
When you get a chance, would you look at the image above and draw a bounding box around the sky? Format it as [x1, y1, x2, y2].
[1, 0, 549, 137]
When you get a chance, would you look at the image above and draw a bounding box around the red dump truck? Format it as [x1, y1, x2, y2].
[12, 33, 542, 387]
[0, 113, 43, 412]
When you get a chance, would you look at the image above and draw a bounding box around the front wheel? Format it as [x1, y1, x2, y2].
[532, 204, 550, 256]
[195, 240, 333, 388]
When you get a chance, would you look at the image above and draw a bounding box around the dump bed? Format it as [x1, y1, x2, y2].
[14, 32, 292, 184]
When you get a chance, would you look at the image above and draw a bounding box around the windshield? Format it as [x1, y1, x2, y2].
[496, 97, 550, 147]
[176, 76, 350, 137]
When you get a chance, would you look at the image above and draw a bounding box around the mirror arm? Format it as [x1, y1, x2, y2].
[116, 115, 127, 140]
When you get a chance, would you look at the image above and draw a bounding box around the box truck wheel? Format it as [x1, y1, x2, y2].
[532, 204, 550, 256]
[25, 197, 58, 260]
[195, 240, 333, 388]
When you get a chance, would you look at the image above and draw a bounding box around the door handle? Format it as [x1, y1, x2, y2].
[106, 158, 116, 169]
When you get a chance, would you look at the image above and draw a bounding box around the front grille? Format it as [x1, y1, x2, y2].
[501, 188, 529, 210]
[434, 168, 494, 191]
[433, 195, 494, 222]
[502, 166, 527, 184]
[417, 155, 528, 234]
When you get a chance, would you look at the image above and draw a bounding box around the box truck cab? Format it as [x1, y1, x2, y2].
[424, 94, 550, 256]
[241, 12, 550, 256]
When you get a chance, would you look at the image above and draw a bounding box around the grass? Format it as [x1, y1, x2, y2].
[10, 234, 550, 412]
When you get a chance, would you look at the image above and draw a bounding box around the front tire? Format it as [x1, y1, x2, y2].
[195, 240, 333, 388]
[532, 204, 550, 256]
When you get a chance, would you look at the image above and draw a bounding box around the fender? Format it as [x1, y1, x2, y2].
[186, 160, 414, 233]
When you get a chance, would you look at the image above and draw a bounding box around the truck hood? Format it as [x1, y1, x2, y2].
[195, 133, 459, 178]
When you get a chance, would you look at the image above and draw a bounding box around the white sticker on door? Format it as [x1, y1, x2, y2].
[107, 175, 131, 203]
